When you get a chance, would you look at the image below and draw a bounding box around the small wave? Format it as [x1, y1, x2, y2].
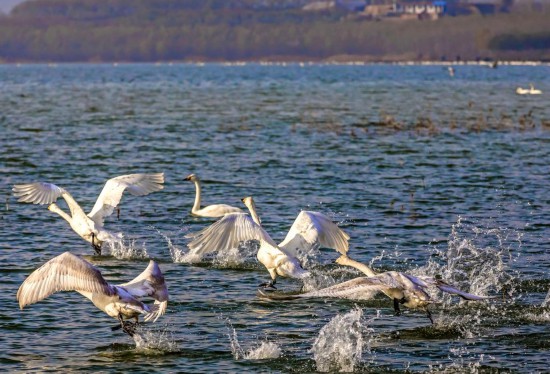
[105, 238, 148, 259]
[311, 307, 376, 372]
[428, 347, 491, 373]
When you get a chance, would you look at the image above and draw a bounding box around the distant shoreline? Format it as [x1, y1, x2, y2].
[1, 60, 548, 66]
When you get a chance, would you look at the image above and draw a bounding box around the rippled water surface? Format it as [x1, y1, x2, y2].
[1, 63, 549, 372]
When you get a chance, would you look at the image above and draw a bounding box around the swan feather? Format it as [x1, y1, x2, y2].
[88, 173, 164, 226]
[279, 210, 349, 257]
[13, 182, 64, 205]
[17, 252, 115, 309]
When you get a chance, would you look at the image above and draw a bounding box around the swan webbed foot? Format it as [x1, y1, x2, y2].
[115, 314, 138, 336]
[92, 244, 102, 255]
[122, 321, 138, 337]
[259, 279, 277, 289]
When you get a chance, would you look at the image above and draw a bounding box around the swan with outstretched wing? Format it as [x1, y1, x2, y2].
[13, 173, 164, 254]
[17, 252, 169, 337]
[186, 196, 349, 289]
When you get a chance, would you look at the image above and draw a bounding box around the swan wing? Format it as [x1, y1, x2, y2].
[279, 211, 350, 257]
[17, 252, 115, 309]
[405, 274, 495, 301]
[12, 182, 64, 205]
[288, 277, 394, 300]
[88, 173, 164, 226]
[186, 213, 274, 255]
[435, 280, 496, 301]
[119, 260, 169, 322]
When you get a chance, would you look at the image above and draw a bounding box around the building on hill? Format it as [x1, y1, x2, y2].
[393, 1, 447, 18]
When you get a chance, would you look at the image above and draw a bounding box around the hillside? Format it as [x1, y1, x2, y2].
[1, 0, 549, 62]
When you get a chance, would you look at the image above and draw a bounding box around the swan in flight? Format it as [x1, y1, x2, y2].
[516, 83, 542, 95]
[186, 196, 350, 288]
[17, 252, 169, 337]
[184, 173, 243, 218]
[259, 254, 494, 323]
[12, 173, 164, 255]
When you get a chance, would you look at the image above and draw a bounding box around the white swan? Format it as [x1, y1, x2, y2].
[516, 83, 542, 95]
[186, 196, 350, 288]
[12, 173, 164, 255]
[17, 251, 169, 336]
[184, 173, 243, 218]
[259, 254, 494, 323]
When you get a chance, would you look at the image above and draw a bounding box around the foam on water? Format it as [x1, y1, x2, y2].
[428, 346, 490, 373]
[226, 319, 282, 360]
[105, 237, 148, 259]
[310, 307, 376, 372]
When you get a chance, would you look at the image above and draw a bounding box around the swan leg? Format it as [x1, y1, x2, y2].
[91, 233, 102, 255]
[259, 278, 277, 289]
[426, 308, 434, 324]
[393, 298, 401, 315]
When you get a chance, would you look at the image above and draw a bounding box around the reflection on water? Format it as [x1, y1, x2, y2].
[1, 63, 549, 372]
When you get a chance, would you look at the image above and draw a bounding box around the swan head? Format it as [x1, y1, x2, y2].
[241, 196, 261, 225]
[184, 174, 198, 182]
[241, 196, 256, 209]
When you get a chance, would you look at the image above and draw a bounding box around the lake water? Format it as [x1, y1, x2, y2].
[1, 63, 549, 372]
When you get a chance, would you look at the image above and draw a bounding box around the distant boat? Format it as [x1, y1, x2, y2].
[516, 83, 542, 95]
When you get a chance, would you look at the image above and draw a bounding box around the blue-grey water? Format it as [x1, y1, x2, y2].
[1, 63, 549, 372]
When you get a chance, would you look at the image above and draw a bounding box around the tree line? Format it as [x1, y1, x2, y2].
[1, 0, 549, 62]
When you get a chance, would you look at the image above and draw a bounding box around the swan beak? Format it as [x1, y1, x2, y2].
[240, 197, 245, 203]
[184, 176, 191, 181]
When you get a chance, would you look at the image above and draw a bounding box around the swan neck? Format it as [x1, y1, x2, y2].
[59, 191, 86, 218]
[245, 200, 262, 226]
[192, 180, 202, 212]
[48, 202, 73, 224]
[341, 256, 378, 277]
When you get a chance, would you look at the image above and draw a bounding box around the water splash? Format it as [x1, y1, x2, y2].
[416, 216, 518, 306]
[226, 318, 281, 360]
[153, 227, 200, 263]
[301, 266, 354, 292]
[105, 237, 148, 259]
[132, 325, 179, 352]
[310, 307, 376, 372]
[212, 241, 258, 268]
[542, 288, 550, 307]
